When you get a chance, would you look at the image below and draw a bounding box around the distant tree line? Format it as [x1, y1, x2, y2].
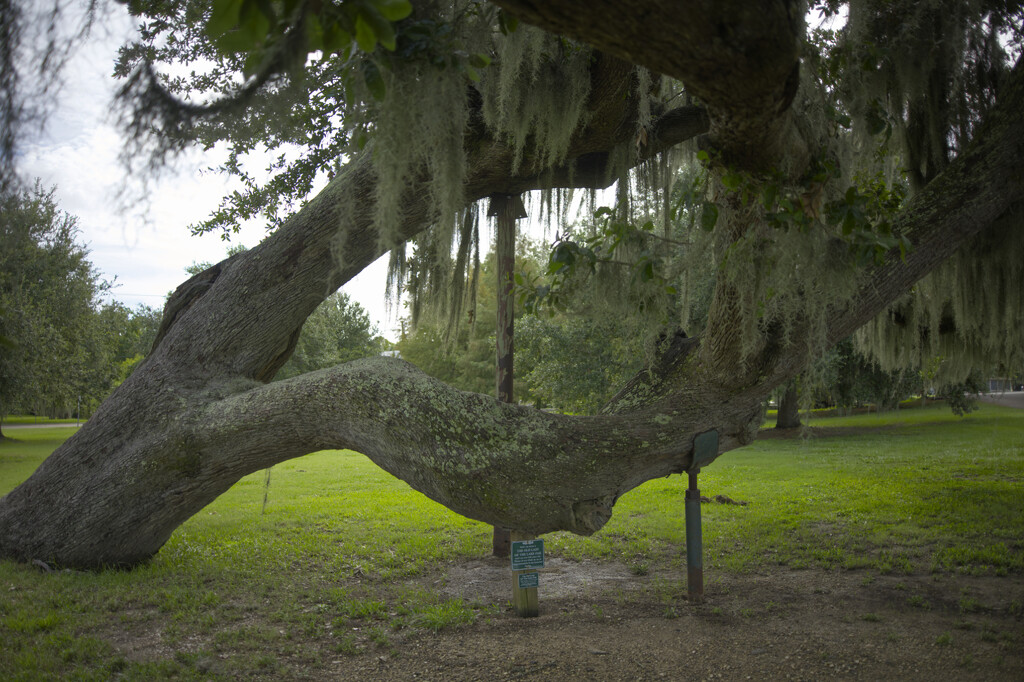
[397, 233, 994, 420]
[0, 185, 384, 436]
[0, 184, 163, 433]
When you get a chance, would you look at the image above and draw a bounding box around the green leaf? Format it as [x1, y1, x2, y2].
[696, 150, 710, 163]
[468, 53, 491, 69]
[360, 5, 397, 50]
[241, 51, 264, 78]
[372, 0, 413, 21]
[898, 235, 912, 262]
[465, 66, 481, 82]
[208, 0, 244, 37]
[842, 212, 856, 235]
[322, 26, 353, 55]
[236, 0, 271, 47]
[721, 172, 742, 191]
[700, 202, 719, 231]
[360, 61, 386, 99]
[498, 10, 519, 35]
[216, 29, 257, 54]
[550, 243, 575, 270]
[355, 15, 377, 52]
[865, 103, 887, 136]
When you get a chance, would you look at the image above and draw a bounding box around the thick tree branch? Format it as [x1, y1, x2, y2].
[198, 357, 762, 536]
[827, 70, 1024, 346]
[489, 104, 710, 192]
[491, 0, 803, 170]
[745, 61, 1024, 389]
[2, 11, 1022, 569]
[0, 57, 713, 567]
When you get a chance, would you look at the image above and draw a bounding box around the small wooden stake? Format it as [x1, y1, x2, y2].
[510, 531, 539, 617]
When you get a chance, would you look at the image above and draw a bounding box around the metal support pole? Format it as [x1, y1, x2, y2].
[685, 469, 704, 603]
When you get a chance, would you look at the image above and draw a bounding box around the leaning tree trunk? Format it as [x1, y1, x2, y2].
[0, 55, 723, 568]
[1, 11, 1022, 568]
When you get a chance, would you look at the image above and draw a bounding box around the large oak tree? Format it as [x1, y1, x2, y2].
[1, 0, 1022, 568]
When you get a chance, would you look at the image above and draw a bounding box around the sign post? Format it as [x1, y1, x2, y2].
[510, 533, 543, 617]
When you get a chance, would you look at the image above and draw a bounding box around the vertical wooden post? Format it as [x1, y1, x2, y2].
[488, 194, 526, 558]
[510, 531, 539, 617]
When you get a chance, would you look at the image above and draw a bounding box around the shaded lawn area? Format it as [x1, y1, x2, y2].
[0, 403, 1021, 679]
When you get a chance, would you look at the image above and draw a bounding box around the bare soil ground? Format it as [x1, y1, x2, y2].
[317, 558, 1023, 681]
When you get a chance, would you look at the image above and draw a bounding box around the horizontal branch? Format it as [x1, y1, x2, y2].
[497, 105, 710, 192]
[198, 357, 763, 535]
[491, 0, 802, 170]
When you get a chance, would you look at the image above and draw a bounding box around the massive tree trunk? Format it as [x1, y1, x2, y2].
[1, 6, 1023, 568]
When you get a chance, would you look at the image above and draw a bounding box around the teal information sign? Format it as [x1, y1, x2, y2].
[517, 572, 539, 589]
[510, 539, 545, 570]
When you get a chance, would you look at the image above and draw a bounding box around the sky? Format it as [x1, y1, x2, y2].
[20, 5, 401, 339]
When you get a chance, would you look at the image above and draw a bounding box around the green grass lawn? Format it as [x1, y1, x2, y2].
[2, 415, 83, 425]
[1, 402, 1021, 679]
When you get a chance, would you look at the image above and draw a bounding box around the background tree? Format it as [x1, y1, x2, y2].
[0, 1, 1022, 568]
[517, 315, 642, 414]
[396, 239, 542, 399]
[813, 338, 919, 414]
[90, 302, 162, 396]
[0, 183, 107, 433]
[274, 292, 381, 380]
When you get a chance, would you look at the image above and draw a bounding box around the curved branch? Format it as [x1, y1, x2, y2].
[491, 104, 710, 192]
[198, 357, 763, 536]
[491, 0, 803, 170]
[115, 0, 315, 167]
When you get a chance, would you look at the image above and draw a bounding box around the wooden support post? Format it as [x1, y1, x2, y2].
[488, 194, 527, 558]
[510, 531, 539, 617]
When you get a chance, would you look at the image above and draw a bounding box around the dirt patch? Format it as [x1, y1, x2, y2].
[318, 563, 1023, 681]
[93, 560, 1024, 680]
[434, 557, 642, 603]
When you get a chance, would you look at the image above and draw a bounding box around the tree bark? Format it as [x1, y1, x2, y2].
[491, 0, 806, 171]
[775, 380, 801, 430]
[1, 11, 1023, 568]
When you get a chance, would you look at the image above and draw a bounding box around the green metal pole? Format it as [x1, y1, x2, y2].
[685, 469, 703, 603]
